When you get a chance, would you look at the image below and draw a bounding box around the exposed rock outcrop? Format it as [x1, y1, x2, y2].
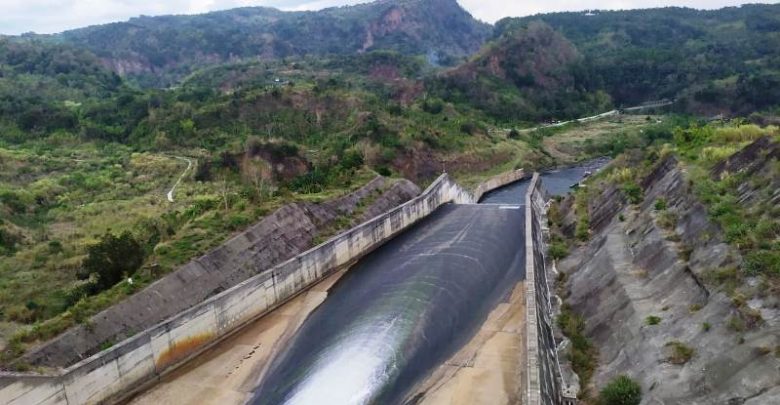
[557, 155, 780, 404]
[21, 176, 420, 368]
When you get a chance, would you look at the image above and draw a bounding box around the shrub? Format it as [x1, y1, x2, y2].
[657, 211, 677, 230]
[82, 231, 145, 291]
[459, 121, 480, 135]
[576, 217, 590, 242]
[340, 149, 364, 171]
[744, 250, 780, 276]
[654, 198, 667, 211]
[47, 240, 63, 254]
[558, 306, 597, 396]
[549, 241, 569, 260]
[645, 315, 661, 326]
[422, 99, 444, 114]
[375, 166, 392, 177]
[702, 322, 711, 332]
[622, 182, 643, 204]
[727, 315, 746, 332]
[599, 375, 642, 405]
[665, 341, 695, 364]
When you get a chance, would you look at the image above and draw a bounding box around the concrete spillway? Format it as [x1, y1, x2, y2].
[250, 160, 609, 404]
[250, 203, 526, 404]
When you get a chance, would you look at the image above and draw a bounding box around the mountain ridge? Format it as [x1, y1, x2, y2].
[33, 0, 489, 87]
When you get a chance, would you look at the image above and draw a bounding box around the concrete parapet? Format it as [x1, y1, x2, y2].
[525, 173, 576, 405]
[0, 170, 524, 405]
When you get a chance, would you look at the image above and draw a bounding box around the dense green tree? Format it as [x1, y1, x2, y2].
[82, 232, 145, 290]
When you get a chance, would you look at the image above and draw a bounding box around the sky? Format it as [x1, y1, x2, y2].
[0, 0, 771, 35]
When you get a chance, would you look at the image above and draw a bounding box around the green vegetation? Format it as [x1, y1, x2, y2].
[671, 122, 780, 293]
[430, 22, 612, 124]
[81, 232, 144, 291]
[549, 238, 569, 260]
[48, 0, 490, 87]
[0, 26, 672, 363]
[644, 315, 661, 326]
[499, 4, 780, 115]
[665, 340, 695, 365]
[702, 322, 712, 332]
[622, 182, 643, 204]
[599, 375, 642, 405]
[1, 0, 779, 372]
[558, 305, 598, 399]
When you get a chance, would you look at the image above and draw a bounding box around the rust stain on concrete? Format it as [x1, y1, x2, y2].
[156, 333, 216, 371]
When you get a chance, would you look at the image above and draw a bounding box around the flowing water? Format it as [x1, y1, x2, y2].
[250, 158, 608, 404]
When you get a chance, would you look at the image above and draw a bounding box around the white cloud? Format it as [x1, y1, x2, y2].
[460, 0, 772, 23]
[0, 0, 766, 35]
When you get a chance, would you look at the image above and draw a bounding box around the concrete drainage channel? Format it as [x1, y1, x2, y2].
[3, 168, 578, 405]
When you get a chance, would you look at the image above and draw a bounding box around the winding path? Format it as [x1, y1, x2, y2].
[166, 156, 193, 203]
[496, 99, 675, 135]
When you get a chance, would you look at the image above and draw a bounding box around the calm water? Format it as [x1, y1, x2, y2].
[479, 157, 610, 204]
[250, 158, 608, 404]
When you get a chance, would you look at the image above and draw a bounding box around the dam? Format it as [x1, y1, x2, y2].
[127, 164, 599, 405]
[248, 162, 601, 404]
[1, 161, 604, 405]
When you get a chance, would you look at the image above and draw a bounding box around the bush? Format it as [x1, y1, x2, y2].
[654, 198, 667, 211]
[82, 231, 145, 290]
[657, 211, 677, 230]
[340, 149, 364, 171]
[576, 217, 590, 242]
[549, 241, 569, 260]
[558, 306, 597, 395]
[645, 315, 661, 325]
[599, 375, 642, 405]
[459, 121, 480, 135]
[422, 99, 444, 114]
[622, 182, 643, 204]
[665, 340, 695, 364]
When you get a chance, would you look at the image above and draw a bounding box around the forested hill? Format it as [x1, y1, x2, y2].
[43, 0, 490, 87]
[495, 4, 780, 115]
[429, 22, 612, 122]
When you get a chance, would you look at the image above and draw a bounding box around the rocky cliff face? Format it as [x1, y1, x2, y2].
[447, 22, 580, 91]
[22, 176, 420, 368]
[556, 154, 780, 404]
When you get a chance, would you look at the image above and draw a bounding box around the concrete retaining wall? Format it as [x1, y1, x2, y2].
[525, 174, 576, 405]
[0, 170, 524, 405]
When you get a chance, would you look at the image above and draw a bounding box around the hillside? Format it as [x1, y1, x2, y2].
[429, 22, 611, 123]
[550, 122, 780, 403]
[497, 4, 780, 115]
[0, 39, 124, 138]
[43, 0, 490, 87]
